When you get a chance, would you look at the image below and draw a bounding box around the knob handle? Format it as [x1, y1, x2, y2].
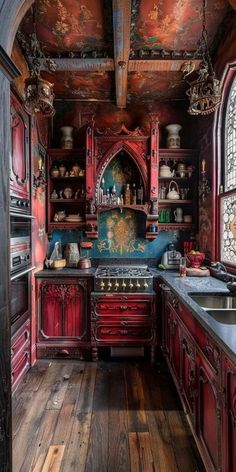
[129, 281, 134, 289]
[122, 280, 126, 289]
[143, 281, 148, 288]
[114, 280, 119, 290]
[107, 280, 112, 290]
[100, 280, 105, 290]
[136, 280, 140, 288]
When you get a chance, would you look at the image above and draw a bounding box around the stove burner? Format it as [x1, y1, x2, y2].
[94, 265, 153, 293]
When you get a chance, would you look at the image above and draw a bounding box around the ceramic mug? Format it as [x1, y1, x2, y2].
[174, 208, 183, 222]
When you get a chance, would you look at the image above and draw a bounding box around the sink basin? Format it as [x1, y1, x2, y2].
[190, 293, 236, 309]
[206, 309, 236, 324]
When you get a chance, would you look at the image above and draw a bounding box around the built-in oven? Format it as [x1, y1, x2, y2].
[10, 267, 32, 335]
[10, 212, 33, 274]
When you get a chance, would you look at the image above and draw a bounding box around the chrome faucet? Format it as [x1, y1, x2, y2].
[211, 262, 227, 273]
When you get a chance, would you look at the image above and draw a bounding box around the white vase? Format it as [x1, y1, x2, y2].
[166, 124, 182, 149]
[60, 126, 74, 149]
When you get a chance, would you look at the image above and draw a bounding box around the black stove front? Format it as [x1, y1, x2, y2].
[94, 265, 153, 293]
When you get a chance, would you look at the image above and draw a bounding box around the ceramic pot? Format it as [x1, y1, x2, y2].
[59, 163, 66, 177]
[166, 180, 180, 200]
[166, 124, 182, 149]
[60, 126, 74, 149]
[50, 166, 59, 178]
[159, 164, 175, 178]
[63, 187, 73, 199]
[64, 243, 80, 267]
[174, 207, 183, 222]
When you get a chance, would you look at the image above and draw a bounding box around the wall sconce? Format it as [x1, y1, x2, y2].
[199, 159, 210, 202]
[32, 157, 46, 189]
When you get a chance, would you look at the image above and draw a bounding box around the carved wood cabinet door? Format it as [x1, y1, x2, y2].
[222, 355, 236, 472]
[10, 92, 29, 199]
[40, 279, 88, 341]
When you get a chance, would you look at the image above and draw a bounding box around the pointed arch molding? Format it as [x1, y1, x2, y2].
[96, 141, 148, 196]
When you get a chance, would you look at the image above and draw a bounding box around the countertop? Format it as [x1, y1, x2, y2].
[35, 267, 95, 278]
[35, 266, 236, 362]
[155, 270, 236, 363]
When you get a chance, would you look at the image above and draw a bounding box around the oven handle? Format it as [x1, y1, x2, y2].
[10, 212, 36, 219]
[11, 265, 36, 281]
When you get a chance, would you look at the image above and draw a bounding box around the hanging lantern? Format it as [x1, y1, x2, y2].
[17, 5, 56, 117]
[182, 0, 221, 116]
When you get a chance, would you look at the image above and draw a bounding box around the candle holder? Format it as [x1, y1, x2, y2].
[199, 168, 210, 202]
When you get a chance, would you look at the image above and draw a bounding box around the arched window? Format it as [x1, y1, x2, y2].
[219, 73, 236, 266]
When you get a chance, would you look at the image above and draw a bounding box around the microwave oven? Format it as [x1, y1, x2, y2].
[10, 213, 32, 274]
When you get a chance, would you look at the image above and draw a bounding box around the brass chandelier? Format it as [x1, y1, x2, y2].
[182, 0, 221, 116]
[18, 5, 56, 117]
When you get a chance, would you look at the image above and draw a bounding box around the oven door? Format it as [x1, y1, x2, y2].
[10, 269, 31, 334]
[10, 213, 33, 274]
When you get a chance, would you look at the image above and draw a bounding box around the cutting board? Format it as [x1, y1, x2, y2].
[186, 267, 210, 277]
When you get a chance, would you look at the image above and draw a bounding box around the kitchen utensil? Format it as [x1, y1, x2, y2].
[166, 181, 180, 200]
[161, 243, 182, 269]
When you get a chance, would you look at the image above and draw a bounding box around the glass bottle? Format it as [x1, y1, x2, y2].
[124, 183, 131, 204]
[132, 183, 137, 205]
[112, 184, 117, 204]
[137, 180, 144, 204]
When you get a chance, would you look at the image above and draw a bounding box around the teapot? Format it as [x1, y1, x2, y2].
[166, 181, 180, 200]
[159, 164, 175, 178]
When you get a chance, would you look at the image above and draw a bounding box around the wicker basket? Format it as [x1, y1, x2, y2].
[51, 258, 66, 270]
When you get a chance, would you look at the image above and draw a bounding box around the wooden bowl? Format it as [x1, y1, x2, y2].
[51, 258, 66, 269]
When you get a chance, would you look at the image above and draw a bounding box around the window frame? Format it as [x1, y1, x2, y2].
[215, 61, 236, 273]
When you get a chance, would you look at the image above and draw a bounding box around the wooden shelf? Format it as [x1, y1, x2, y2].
[159, 176, 193, 181]
[48, 221, 85, 229]
[158, 223, 195, 230]
[159, 199, 193, 204]
[85, 231, 98, 239]
[50, 198, 86, 203]
[50, 176, 85, 180]
[96, 204, 148, 212]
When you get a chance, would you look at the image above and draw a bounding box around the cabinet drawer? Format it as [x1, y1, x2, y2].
[11, 320, 30, 363]
[93, 323, 153, 343]
[92, 294, 154, 318]
[12, 347, 30, 390]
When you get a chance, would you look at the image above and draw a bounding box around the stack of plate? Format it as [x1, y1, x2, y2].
[65, 214, 83, 222]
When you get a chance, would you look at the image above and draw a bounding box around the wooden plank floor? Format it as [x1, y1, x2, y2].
[12, 358, 205, 472]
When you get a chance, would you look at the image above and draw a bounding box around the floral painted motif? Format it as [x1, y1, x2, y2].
[97, 209, 145, 255]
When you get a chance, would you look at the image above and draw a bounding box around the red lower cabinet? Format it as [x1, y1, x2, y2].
[91, 293, 156, 361]
[11, 319, 31, 391]
[36, 278, 91, 358]
[222, 355, 236, 472]
[160, 284, 236, 472]
[196, 352, 222, 471]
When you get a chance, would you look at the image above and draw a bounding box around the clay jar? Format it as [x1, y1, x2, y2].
[64, 243, 80, 267]
[72, 162, 80, 177]
[60, 126, 74, 149]
[59, 163, 66, 177]
[166, 124, 182, 149]
[50, 165, 59, 178]
[63, 187, 73, 199]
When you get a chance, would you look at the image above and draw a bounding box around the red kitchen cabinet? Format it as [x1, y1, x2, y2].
[161, 285, 223, 472]
[165, 301, 181, 385]
[196, 350, 222, 471]
[11, 319, 31, 391]
[37, 278, 90, 358]
[91, 293, 156, 361]
[10, 91, 30, 201]
[222, 355, 236, 472]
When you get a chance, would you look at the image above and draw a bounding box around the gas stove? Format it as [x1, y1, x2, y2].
[94, 265, 153, 293]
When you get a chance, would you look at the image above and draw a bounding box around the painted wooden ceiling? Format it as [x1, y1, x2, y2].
[17, 0, 229, 107]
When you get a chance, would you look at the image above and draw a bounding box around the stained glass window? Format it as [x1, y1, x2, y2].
[221, 74, 236, 265]
[220, 194, 236, 264]
[225, 76, 236, 190]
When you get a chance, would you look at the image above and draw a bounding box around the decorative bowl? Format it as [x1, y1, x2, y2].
[51, 258, 66, 269]
[186, 252, 205, 268]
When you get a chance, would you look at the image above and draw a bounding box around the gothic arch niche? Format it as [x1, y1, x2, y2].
[85, 119, 159, 239]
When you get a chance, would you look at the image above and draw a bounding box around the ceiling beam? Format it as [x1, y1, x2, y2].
[112, 0, 132, 108]
[128, 59, 201, 72]
[33, 58, 114, 72]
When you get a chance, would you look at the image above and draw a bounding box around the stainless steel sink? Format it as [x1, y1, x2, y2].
[206, 309, 236, 324]
[190, 293, 236, 309]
